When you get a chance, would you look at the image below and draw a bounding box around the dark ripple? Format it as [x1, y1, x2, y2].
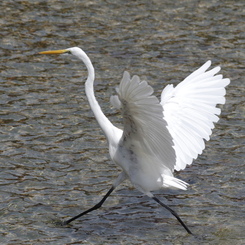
[1, 0, 244, 244]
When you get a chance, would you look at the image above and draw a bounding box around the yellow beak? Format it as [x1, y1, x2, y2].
[39, 49, 69, 55]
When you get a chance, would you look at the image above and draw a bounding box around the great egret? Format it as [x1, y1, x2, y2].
[39, 47, 230, 234]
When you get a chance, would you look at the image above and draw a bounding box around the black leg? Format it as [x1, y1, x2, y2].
[63, 186, 115, 225]
[63, 172, 127, 225]
[152, 196, 193, 235]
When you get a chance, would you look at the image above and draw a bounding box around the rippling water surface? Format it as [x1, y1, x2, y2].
[1, 0, 244, 244]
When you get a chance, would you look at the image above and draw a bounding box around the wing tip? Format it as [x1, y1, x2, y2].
[123, 71, 130, 80]
[110, 95, 121, 109]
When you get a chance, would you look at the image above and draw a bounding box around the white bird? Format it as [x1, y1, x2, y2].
[39, 47, 230, 234]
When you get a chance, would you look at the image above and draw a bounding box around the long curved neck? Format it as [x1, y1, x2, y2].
[82, 53, 115, 142]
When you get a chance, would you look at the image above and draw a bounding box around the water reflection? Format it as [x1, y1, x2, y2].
[1, 0, 244, 244]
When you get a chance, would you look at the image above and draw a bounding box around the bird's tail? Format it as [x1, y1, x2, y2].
[162, 175, 188, 190]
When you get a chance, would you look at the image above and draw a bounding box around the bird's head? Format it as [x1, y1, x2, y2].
[39, 47, 94, 79]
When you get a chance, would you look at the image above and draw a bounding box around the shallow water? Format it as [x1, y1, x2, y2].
[1, 0, 244, 244]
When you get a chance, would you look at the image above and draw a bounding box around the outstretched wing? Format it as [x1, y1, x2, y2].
[161, 61, 230, 171]
[114, 71, 176, 172]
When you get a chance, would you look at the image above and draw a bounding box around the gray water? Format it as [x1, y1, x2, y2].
[0, 0, 244, 244]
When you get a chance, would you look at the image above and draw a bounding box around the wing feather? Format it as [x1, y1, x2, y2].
[117, 71, 176, 172]
[161, 61, 230, 171]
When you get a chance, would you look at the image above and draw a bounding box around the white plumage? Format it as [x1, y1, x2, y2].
[39, 47, 230, 233]
[161, 61, 230, 171]
[111, 60, 229, 191]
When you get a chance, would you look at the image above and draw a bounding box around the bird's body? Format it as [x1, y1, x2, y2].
[39, 47, 230, 234]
